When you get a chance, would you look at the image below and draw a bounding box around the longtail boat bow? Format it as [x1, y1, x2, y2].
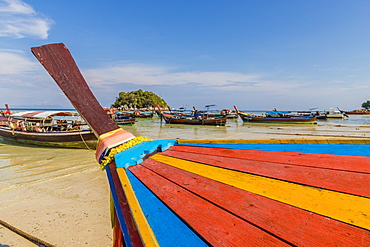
[32, 43, 370, 247]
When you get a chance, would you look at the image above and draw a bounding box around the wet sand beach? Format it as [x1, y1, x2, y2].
[1, 116, 370, 246]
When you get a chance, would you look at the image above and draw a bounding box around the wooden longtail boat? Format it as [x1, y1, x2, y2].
[114, 114, 136, 125]
[32, 43, 370, 247]
[0, 104, 12, 117]
[0, 111, 97, 149]
[160, 112, 227, 125]
[338, 108, 370, 115]
[235, 106, 317, 123]
[117, 111, 154, 118]
[158, 106, 227, 126]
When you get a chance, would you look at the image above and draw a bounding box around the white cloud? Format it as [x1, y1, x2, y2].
[83, 64, 262, 88]
[0, 0, 33, 14]
[0, 0, 54, 39]
[0, 49, 39, 74]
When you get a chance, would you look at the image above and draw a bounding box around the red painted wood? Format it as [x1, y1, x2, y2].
[172, 146, 370, 173]
[139, 159, 370, 246]
[161, 149, 370, 197]
[31, 43, 119, 136]
[108, 162, 144, 247]
[128, 164, 291, 247]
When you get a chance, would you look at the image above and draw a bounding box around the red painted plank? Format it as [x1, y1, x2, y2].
[171, 146, 370, 173]
[108, 162, 144, 247]
[128, 164, 291, 247]
[161, 149, 370, 197]
[139, 159, 370, 246]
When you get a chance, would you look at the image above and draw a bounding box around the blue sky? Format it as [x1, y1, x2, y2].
[1, 0, 370, 111]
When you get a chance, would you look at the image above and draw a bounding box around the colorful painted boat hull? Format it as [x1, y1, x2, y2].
[109, 138, 370, 246]
[238, 112, 316, 123]
[0, 126, 97, 149]
[30, 43, 370, 247]
[160, 113, 227, 125]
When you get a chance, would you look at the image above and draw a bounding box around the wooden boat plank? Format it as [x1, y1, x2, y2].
[180, 143, 370, 156]
[124, 169, 208, 247]
[150, 154, 370, 230]
[128, 163, 291, 246]
[140, 159, 370, 246]
[170, 146, 370, 173]
[31, 43, 119, 136]
[116, 168, 159, 246]
[161, 149, 370, 197]
[178, 138, 370, 145]
[106, 163, 144, 247]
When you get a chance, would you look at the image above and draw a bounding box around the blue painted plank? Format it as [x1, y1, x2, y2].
[126, 170, 208, 247]
[114, 140, 177, 168]
[178, 144, 370, 157]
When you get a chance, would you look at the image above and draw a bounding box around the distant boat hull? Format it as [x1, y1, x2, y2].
[161, 113, 227, 126]
[0, 126, 97, 149]
[114, 116, 136, 125]
[238, 113, 316, 123]
[339, 110, 370, 115]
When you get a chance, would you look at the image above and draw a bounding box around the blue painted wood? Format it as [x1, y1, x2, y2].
[178, 144, 370, 156]
[105, 165, 133, 247]
[114, 140, 177, 168]
[126, 169, 208, 247]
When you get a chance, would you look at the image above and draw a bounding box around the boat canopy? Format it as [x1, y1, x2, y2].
[11, 111, 79, 119]
[266, 111, 291, 114]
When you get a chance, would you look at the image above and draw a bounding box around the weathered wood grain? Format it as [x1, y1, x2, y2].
[161, 149, 370, 197]
[129, 163, 291, 246]
[150, 154, 370, 230]
[139, 159, 370, 246]
[31, 43, 119, 136]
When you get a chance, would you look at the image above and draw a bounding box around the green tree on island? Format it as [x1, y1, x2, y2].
[112, 89, 168, 109]
[362, 100, 370, 109]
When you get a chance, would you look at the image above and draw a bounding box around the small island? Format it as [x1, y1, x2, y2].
[112, 89, 168, 110]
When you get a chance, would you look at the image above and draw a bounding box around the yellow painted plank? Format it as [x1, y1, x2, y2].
[151, 154, 370, 230]
[117, 168, 159, 247]
[313, 139, 330, 144]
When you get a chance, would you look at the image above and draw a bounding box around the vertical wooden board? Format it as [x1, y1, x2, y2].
[128, 163, 291, 247]
[141, 159, 370, 246]
[161, 149, 370, 197]
[106, 163, 144, 247]
[125, 169, 209, 247]
[170, 146, 370, 172]
[151, 154, 370, 231]
[31, 43, 119, 136]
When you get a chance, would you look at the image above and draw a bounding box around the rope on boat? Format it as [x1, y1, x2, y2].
[78, 128, 93, 150]
[0, 219, 55, 247]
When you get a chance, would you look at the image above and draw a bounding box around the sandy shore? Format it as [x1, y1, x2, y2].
[1, 118, 370, 246]
[0, 145, 111, 247]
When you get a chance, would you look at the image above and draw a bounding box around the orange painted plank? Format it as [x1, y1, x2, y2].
[139, 159, 370, 246]
[171, 146, 370, 173]
[128, 163, 291, 247]
[161, 149, 370, 197]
